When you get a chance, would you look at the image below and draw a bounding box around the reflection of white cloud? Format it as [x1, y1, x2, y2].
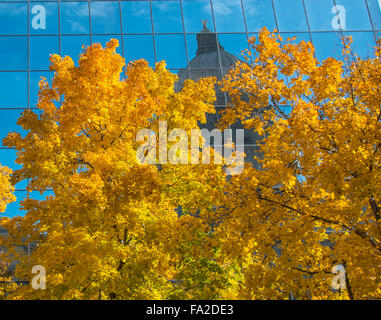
[91, 3, 117, 18]
[210, 0, 241, 16]
[152, 2, 173, 13]
[69, 21, 87, 34]
[0, 3, 27, 16]
[130, 3, 149, 17]
[242, 0, 260, 17]
[61, 3, 89, 33]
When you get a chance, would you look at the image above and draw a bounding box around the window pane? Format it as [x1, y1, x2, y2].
[212, 0, 246, 33]
[0, 36, 27, 70]
[61, 35, 91, 65]
[155, 34, 187, 68]
[333, 0, 372, 31]
[366, 0, 381, 30]
[90, 2, 121, 34]
[123, 34, 155, 66]
[0, 72, 28, 108]
[273, 0, 308, 32]
[30, 3, 59, 35]
[0, 3, 28, 35]
[121, 1, 152, 34]
[182, 0, 214, 33]
[311, 32, 343, 61]
[344, 31, 376, 58]
[30, 36, 59, 70]
[243, 0, 277, 32]
[217, 33, 249, 59]
[60, 2, 90, 34]
[304, 0, 335, 31]
[152, 0, 183, 33]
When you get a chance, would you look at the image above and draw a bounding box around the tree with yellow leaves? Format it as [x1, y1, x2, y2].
[0, 164, 16, 299]
[0, 39, 235, 299]
[214, 28, 381, 299]
[0, 164, 15, 214]
[2, 30, 380, 300]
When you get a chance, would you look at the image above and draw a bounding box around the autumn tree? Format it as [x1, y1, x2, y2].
[214, 28, 381, 299]
[0, 164, 15, 214]
[0, 164, 16, 299]
[0, 39, 235, 299]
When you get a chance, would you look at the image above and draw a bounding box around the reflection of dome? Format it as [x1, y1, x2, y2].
[175, 22, 261, 166]
[175, 24, 240, 106]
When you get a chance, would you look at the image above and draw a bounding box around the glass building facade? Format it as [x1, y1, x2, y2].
[0, 0, 380, 217]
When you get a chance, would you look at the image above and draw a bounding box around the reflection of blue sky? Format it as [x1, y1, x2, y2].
[182, 0, 214, 33]
[121, 1, 152, 33]
[91, 2, 121, 34]
[30, 36, 60, 70]
[273, 0, 308, 32]
[0, 72, 27, 108]
[243, 0, 277, 32]
[60, 2, 90, 34]
[123, 34, 155, 66]
[0, 3, 28, 35]
[0, 36, 27, 70]
[152, 1, 183, 33]
[212, 0, 246, 32]
[334, 0, 372, 30]
[0, 0, 379, 217]
[367, 0, 381, 30]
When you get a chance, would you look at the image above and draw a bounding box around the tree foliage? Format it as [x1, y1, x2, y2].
[215, 28, 381, 299]
[1, 39, 233, 299]
[1, 30, 380, 300]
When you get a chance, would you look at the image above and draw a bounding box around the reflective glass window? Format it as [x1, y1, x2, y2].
[60, 2, 90, 35]
[0, 3, 28, 35]
[212, 0, 246, 33]
[273, 0, 309, 32]
[182, 0, 214, 33]
[151, 0, 183, 33]
[344, 31, 376, 58]
[61, 35, 91, 65]
[311, 32, 343, 61]
[121, 1, 152, 34]
[155, 34, 187, 68]
[30, 36, 59, 70]
[242, 0, 277, 32]
[333, 0, 372, 31]
[0, 72, 28, 108]
[217, 33, 250, 59]
[366, 0, 381, 30]
[0, 36, 27, 70]
[304, 0, 337, 31]
[90, 2, 121, 34]
[123, 34, 155, 66]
